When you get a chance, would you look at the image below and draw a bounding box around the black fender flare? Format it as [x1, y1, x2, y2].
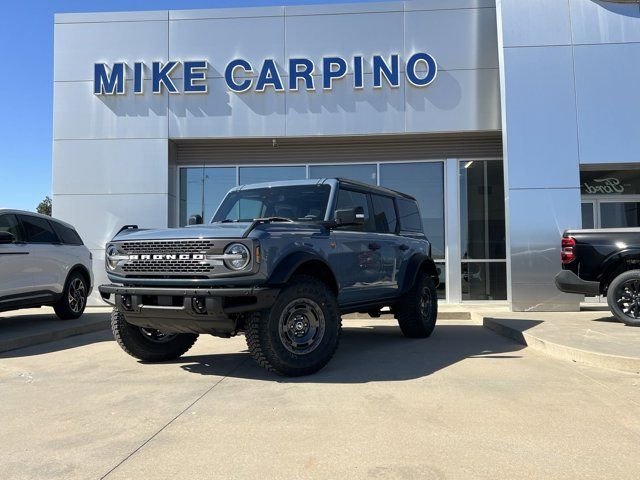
[400, 254, 439, 295]
[267, 251, 339, 293]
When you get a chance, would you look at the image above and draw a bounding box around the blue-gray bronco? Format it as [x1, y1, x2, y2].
[99, 178, 439, 376]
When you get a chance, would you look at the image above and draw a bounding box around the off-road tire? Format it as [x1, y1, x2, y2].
[54, 271, 88, 320]
[245, 275, 341, 376]
[607, 270, 640, 327]
[111, 308, 199, 361]
[395, 273, 438, 338]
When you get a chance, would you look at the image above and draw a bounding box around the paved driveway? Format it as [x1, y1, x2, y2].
[1, 319, 639, 479]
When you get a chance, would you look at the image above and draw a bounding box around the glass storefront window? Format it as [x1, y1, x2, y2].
[309, 164, 377, 185]
[461, 262, 507, 301]
[239, 166, 306, 185]
[581, 202, 595, 229]
[179, 167, 236, 226]
[600, 202, 640, 228]
[581, 169, 640, 196]
[459, 160, 506, 301]
[203, 167, 237, 223]
[379, 162, 445, 260]
[179, 167, 204, 226]
[459, 160, 505, 260]
[435, 261, 446, 300]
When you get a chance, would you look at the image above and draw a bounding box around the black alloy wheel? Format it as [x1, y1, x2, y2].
[607, 270, 640, 327]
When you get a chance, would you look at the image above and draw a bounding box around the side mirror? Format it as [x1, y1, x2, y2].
[334, 206, 365, 226]
[188, 214, 203, 226]
[0, 231, 16, 244]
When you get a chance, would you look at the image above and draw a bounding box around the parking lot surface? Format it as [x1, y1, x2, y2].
[1, 318, 639, 480]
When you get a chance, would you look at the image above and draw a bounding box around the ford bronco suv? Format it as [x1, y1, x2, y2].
[99, 179, 439, 376]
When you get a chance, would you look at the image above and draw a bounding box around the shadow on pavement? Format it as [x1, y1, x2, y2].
[0, 318, 113, 359]
[176, 323, 526, 383]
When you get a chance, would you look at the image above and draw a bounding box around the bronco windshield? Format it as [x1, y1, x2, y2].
[212, 185, 332, 223]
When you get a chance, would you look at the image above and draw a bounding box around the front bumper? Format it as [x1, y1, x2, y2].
[98, 284, 279, 335]
[554, 270, 600, 296]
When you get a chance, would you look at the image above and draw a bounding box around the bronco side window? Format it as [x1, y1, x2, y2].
[335, 189, 374, 232]
[396, 198, 423, 233]
[371, 194, 398, 233]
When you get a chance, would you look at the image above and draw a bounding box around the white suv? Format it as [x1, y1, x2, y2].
[0, 209, 93, 319]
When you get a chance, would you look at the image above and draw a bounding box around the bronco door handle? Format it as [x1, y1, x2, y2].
[399, 244, 410, 251]
[368, 243, 381, 251]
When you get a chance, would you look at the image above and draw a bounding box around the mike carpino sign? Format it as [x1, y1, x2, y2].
[93, 53, 438, 96]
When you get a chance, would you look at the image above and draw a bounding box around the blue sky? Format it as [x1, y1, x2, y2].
[0, 0, 374, 211]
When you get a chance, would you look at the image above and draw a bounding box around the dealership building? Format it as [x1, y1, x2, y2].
[52, 0, 640, 310]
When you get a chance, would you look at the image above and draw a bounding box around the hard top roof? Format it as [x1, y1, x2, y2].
[231, 178, 417, 201]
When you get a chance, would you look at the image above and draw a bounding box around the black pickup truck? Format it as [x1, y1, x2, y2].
[555, 228, 640, 326]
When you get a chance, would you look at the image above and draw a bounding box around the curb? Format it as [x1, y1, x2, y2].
[0, 318, 110, 354]
[474, 313, 640, 374]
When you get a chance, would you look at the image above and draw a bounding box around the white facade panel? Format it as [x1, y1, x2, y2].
[404, 7, 499, 71]
[52, 193, 169, 251]
[508, 188, 582, 311]
[574, 43, 640, 165]
[404, 0, 495, 11]
[498, 0, 572, 47]
[52, 139, 169, 195]
[54, 20, 169, 82]
[169, 16, 285, 79]
[569, 0, 640, 45]
[285, 2, 401, 16]
[284, 74, 405, 136]
[55, 11, 167, 23]
[168, 77, 286, 138]
[284, 11, 403, 74]
[501, 46, 579, 190]
[405, 68, 500, 133]
[169, 6, 284, 20]
[53, 81, 168, 140]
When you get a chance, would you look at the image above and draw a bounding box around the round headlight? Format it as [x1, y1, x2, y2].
[224, 243, 250, 270]
[106, 245, 120, 270]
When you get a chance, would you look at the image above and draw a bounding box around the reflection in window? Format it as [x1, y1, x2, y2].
[204, 168, 237, 222]
[461, 262, 506, 301]
[459, 160, 506, 259]
[435, 261, 446, 300]
[335, 189, 373, 232]
[309, 164, 377, 185]
[380, 162, 444, 259]
[213, 185, 331, 222]
[600, 202, 640, 228]
[239, 166, 306, 185]
[581, 203, 594, 229]
[371, 195, 397, 233]
[179, 167, 236, 226]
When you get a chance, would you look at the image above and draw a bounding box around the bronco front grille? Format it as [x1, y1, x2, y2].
[119, 239, 215, 274]
[122, 260, 212, 274]
[120, 240, 214, 255]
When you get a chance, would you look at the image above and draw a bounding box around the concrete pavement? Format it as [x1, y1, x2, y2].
[1, 318, 639, 480]
[474, 307, 640, 374]
[0, 307, 112, 353]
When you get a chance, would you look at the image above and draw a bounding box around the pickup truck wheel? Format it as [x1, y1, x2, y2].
[54, 272, 88, 320]
[245, 275, 341, 376]
[111, 308, 199, 361]
[395, 273, 438, 338]
[607, 270, 640, 326]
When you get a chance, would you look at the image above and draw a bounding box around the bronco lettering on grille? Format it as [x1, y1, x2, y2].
[128, 254, 205, 260]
